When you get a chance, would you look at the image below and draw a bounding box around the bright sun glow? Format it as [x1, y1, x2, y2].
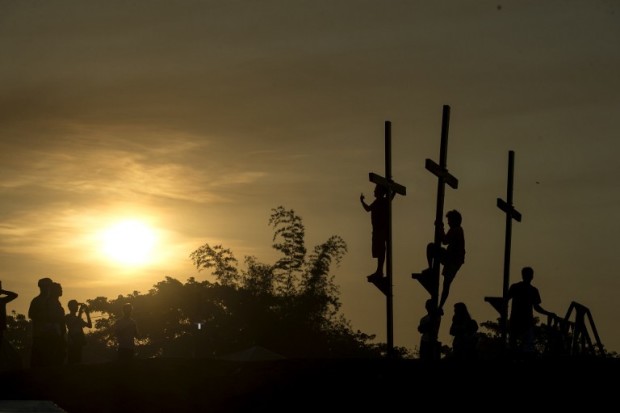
[100, 220, 158, 266]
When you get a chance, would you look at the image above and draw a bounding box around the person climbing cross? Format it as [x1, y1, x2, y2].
[422, 209, 465, 314]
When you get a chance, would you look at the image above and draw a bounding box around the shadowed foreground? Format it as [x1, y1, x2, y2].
[1, 357, 617, 412]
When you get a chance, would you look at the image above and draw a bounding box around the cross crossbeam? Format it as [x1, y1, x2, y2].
[369, 173, 407, 196]
[425, 159, 458, 189]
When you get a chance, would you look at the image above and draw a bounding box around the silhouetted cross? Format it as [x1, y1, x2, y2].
[410, 105, 458, 362]
[485, 150, 522, 347]
[367, 121, 406, 357]
[412, 105, 459, 305]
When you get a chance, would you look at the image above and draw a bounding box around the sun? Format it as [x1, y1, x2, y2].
[100, 219, 158, 266]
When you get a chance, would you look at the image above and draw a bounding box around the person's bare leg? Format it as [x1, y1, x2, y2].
[376, 251, 385, 276]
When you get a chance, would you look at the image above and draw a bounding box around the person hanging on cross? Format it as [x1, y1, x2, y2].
[360, 183, 396, 282]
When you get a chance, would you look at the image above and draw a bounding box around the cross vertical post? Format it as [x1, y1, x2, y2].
[384, 121, 394, 355]
[412, 105, 459, 357]
[485, 150, 522, 348]
[367, 121, 406, 358]
[430, 105, 455, 308]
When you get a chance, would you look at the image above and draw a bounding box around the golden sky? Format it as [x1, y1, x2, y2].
[1, 1, 619, 354]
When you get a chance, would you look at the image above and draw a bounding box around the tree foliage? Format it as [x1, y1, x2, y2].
[182, 206, 380, 358]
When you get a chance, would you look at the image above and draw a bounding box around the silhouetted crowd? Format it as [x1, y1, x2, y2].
[28, 277, 92, 368]
[0, 276, 140, 370]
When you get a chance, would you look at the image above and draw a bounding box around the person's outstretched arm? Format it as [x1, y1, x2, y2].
[0, 286, 18, 303]
[83, 305, 93, 329]
[435, 221, 447, 244]
[360, 193, 371, 212]
[534, 303, 555, 319]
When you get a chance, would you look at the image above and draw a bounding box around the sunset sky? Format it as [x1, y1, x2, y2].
[1, 1, 618, 354]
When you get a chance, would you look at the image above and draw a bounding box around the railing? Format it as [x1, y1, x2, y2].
[542, 301, 606, 357]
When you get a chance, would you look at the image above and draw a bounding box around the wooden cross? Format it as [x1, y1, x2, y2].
[367, 121, 406, 357]
[411, 105, 458, 360]
[412, 105, 459, 305]
[484, 150, 522, 347]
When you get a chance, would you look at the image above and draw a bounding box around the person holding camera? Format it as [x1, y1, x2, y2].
[65, 299, 92, 364]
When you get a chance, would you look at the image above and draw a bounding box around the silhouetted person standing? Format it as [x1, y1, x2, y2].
[418, 299, 441, 362]
[115, 303, 139, 362]
[65, 300, 92, 365]
[47, 282, 66, 366]
[507, 266, 555, 354]
[0, 281, 18, 341]
[361, 184, 396, 282]
[426, 209, 465, 313]
[28, 277, 53, 368]
[449, 302, 478, 361]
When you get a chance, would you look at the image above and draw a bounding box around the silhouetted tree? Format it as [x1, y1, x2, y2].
[189, 206, 380, 358]
[3, 311, 29, 367]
